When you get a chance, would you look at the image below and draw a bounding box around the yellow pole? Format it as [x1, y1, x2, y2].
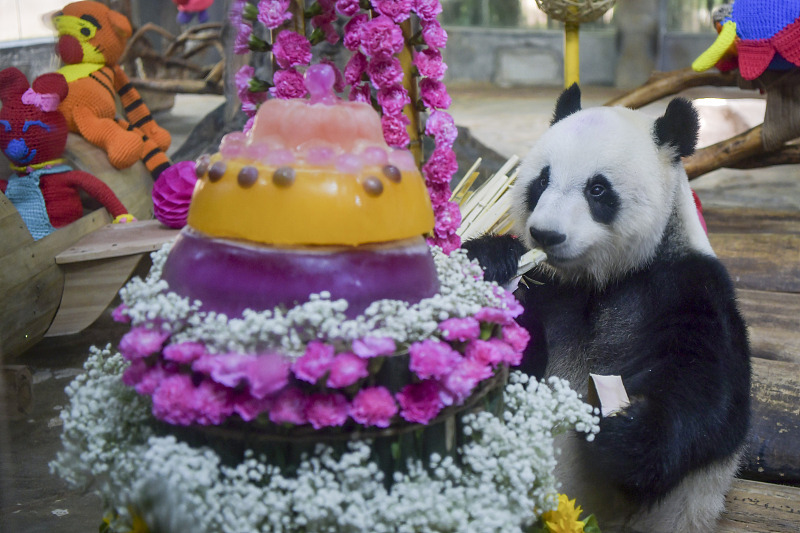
[564, 21, 580, 87]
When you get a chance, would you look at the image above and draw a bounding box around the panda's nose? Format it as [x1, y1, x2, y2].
[529, 227, 566, 248]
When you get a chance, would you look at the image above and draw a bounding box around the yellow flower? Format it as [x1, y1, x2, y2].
[541, 494, 585, 533]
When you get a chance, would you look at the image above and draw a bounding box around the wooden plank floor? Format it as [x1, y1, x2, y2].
[705, 207, 800, 532]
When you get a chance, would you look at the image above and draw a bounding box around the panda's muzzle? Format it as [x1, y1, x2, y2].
[529, 227, 566, 249]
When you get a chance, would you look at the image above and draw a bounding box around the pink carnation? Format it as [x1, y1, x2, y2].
[269, 387, 309, 425]
[111, 303, 130, 323]
[414, 48, 447, 80]
[396, 380, 444, 425]
[425, 110, 458, 147]
[352, 336, 397, 358]
[270, 68, 308, 99]
[381, 112, 411, 148]
[409, 339, 462, 380]
[344, 51, 368, 86]
[502, 321, 531, 353]
[350, 386, 398, 427]
[151, 374, 198, 426]
[414, 0, 443, 22]
[419, 78, 451, 110]
[192, 352, 254, 388]
[373, 0, 413, 22]
[434, 202, 462, 238]
[327, 352, 369, 388]
[360, 15, 404, 59]
[439, 317, 481, 342]
[257, 0, 292, 29]
[335, 0, 360, 16]
[368, 56, 404, 89]
[343, 13, 369, 51]
[306, 392, 350, 429]
[422, 145, 458, 184]
[119, 327, 170, 360]
[162, 341, 207, 364]
[421, 19, 448, 48]
[292, 341, 335, 384]
[248, 353, 291, 399]
[376, 85, 410, 115]
[442, 359, 493, 405]
[273, 30, 312, 69]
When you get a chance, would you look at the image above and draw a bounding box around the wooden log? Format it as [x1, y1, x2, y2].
[737, 289, 800, 364]
[709, 232, 800, 293]
[684, 125, 766, 180]
[741, 357, 800, 483]
[604, 67, 739, 109]
[718, 478, 800, 533]
[0, 365, 33, 419]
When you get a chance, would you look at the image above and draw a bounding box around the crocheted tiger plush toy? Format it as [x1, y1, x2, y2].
[52, 1, 171, 178]
[0, 67, 132, 240]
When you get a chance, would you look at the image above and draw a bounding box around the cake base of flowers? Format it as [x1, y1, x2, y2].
[51, 245, 600, 532]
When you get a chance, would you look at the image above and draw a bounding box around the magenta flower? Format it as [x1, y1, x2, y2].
[373, 0, 413, 22]
[233, 21, 252, 54]
[360, 15, 405, 59]
[381, 112, 411, 148]
[119, 327, 169, 361]
[111, 303, 130, 323]
[414, 48, 447, 80]
[421, 19, 448, 48]
[193, 380, 235, 425]
[327, 352, 369, 388]
[350, 386, 398, 427]
[257, 0, 292, 29]
[270, 68, 308, 99]
[422, 145, 458, 184]
[409, 339, 462, 380]
[419, 78, 451, 110]
[425, 110, 458, 147]
[335, 0, 360, 16]
[344, 51, 368, 86]
[442, 359, 493, 405]
[349, 82, 371, 103]
[352, 336, 397, 358]
[269, 387, 309, 425]
[273, 30, 312, 69]
[502, 321, 531, 353]
[162, 341, 207, 365]
[414, 0, 443, 22]
[368, 56, 404, 89]
[292, 341, 335, 384]
[306, 392, 350, 429]
[151, 374, 198, 426]
[396, 380, 444, 424]
[343, 13, 369, 51]
[376, 85, 410, 115]
[248, 353, 290, 399]
[439, 317, 481, 342]
[192, 352, 255, 388]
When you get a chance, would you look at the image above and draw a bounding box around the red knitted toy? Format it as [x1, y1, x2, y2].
[52, 1, 171, 178]
[0, 67, 133, 240]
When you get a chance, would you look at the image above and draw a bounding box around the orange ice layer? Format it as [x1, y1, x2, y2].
[187, 155, 434, 246]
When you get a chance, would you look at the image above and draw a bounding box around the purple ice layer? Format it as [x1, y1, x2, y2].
[161, 229, 441, 318]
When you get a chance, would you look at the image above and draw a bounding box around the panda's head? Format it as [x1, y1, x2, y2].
[512, 84, 711, 287]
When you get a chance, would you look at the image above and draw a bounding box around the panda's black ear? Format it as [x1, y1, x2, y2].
[653, 98, 699, 163]
[551, 83, 582, 125]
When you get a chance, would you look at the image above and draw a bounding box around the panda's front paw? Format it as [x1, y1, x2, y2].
[462, 234, 528, 286]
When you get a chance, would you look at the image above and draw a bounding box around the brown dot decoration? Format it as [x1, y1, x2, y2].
[363, 176, 384, 196]
[195, 155, 210, 177]
[273, 166, 296, 187]
[208, 161, 226, 182]
[382, 164, 401, 183]
[237, 166, 259, 188]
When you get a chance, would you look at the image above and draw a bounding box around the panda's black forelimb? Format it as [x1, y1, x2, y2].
[461, 233, 528, 286]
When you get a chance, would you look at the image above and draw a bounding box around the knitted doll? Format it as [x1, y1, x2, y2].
[172, 0, 215, 24]
[0, 67, 133, 240]
[52, 1, 172, 178]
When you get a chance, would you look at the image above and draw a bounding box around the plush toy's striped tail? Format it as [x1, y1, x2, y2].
[115, 118, 171, 179]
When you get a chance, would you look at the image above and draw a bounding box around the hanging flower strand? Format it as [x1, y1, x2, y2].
[228, 0, 461, 253]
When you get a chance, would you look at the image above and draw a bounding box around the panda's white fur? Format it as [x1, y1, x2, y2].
[463, 86, 751, 533]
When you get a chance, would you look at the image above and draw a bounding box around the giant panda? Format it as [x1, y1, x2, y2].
[463, 85, 751, 533]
